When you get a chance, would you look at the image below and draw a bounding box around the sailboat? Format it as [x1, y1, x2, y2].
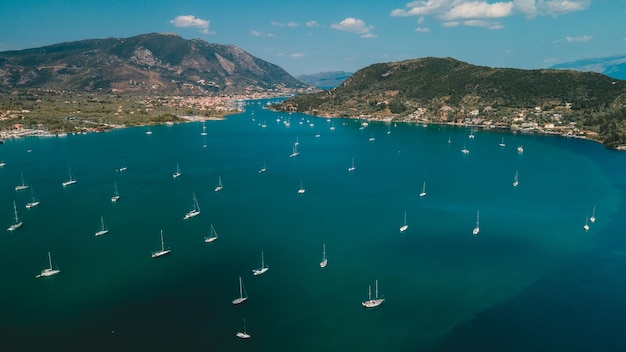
[314, 130, 321, 138]
[214, 176, 223, 192]
[461, 142, 470, 154]
[25, 188, 40, 208]
[330, 122, 336, 131]
[447, 137, 452, 144]
[320, 244, 328, 268]
[348, 157, 356, 172]
[200, 121, 208, 136]
[517, 145, 524, 154]
[419, 181, 427, 197]
[183, 192, 201, 220]
[362, 280, 384, 308]
[236, 318, 251, 339]
[583, 215, 590, 231]
[36, 252, 60, 278]
[252, 251, 269, 276]
[368, 133, 376, 142]
[513, 170, 519, 187]
[468, 128, 475, 139]
[399, 211, 408, 233]
[472, 210, 480, 236]
[94, 216, 109, 236]
[15, 172, 29, 191]
[499, 137, 506, 147]
[289, 144, 299, 158]
[172, 162, 181, 178]
[111, 182, 120, 202]
[151, 230, 171, 258]
[62, 166, 77, 187]
[145, 127, 152, 135]
[297, 180, 306, 194]
[117, 161, 128, 172]
[258, 161, 267, 174]
[232, 276, 248, 305]
[204, 224, 218, 243]
[7, 201, 23, 231]
[0, 161, 6, 167]
[590, 206, 596, 223]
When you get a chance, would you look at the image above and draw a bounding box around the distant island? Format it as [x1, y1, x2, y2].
[273, 57, 626, 149]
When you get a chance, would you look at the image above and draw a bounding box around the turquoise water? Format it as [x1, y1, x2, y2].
[1, 99, 625, 351]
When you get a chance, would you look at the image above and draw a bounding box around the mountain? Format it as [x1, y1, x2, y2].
[549, 55, 626, 81]
[296, 71, 352, 89]
[0, 32, 308, 94]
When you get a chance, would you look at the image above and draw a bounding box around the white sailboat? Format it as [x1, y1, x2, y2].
[214, 176, 223, 192]
[472, 210, 480, 236]
[468, 128, 475, 139]
[419, 181, 427, 197]
[94, 216, 109, 236]
[151, 230, 171, 258]
[7, 201, 23, 231]
[200, 121, 208, 136]
[15, 172, 29, 191]
[319, 244, 328, 268]
[583, 216, 590, 231]
[517, 145, 524, 154]
[36, 252, 60, 278]
[315, 130, 321, 138]
[590, 206, 596, 223]
[117, 161, 128, 172]
[448, 137, 452, 144]
[258, 161, 267, 174]
[330, 122, 336, 131]
[204, 224, 218, 243]
[461, 142, 470, 154]
[368, 133, 376, 142]
[362, 280, 384, 308]
[145, 127, 152, 135]
[232, 276, 248, 305]
[183, 192, 200, 220]
[172, 162, 181, 178]
[513, 170, 519, 187]
[297, 180, 306, 194]
[0, 161, 6, 167]
[111, 182, 120, 202]
[289, 144, 299, 158]
[25, 188, 40, 208]
[399, 211, 408, 233]
[348, 157, 356, 172]
[62, 166, 77, 187]
[499, 137, 506, 147]
[236, 318, 251, 339]
[252, 251, 269, 276]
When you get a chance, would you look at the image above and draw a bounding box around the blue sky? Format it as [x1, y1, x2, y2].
[1, 0, 624, 76]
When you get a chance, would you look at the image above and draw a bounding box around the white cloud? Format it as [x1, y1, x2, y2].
[271, 21, 299, 27]
[463, 19, 504, 29]
[250, 30, 274, 37]
[169, 15, 213, 34]
[566, 35, 592, 43]
[306, 20, 319, 27]
[331, 17, 376, 38]
[391, 0, 590, 28]
[415, 27, 431, 32]
[290, 53, 305, 58]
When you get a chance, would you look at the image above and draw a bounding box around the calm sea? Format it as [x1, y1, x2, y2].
[1, 99, 626, 351]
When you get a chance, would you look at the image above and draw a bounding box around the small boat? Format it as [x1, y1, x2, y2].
[117, 161, 128, 172]
[583, 216, 590, 231]
[258, 161, 267, 174]
[590, 206, 596, 223]
[151, 230, 171, 258]
[236, 318, 251, 339]
[368, 133, 375, 142]
[315, 130, 321, 138]
[62, 166, 77, 187]
[25, 188, 40, 208]
[387, 125, 391, 135]
[419, 181, 427, 197]
[330, 122, 336, 131]
[289, 144, 299, 158]
[172, 162, 181, 178]
[468, 129, 475, 139]
[15, 172, 29, 191]
[400, 211, 408, 233]
[111, 182, 120, 202]
[447, 137, 451, 144]
[232, 276, 248, 305]
[461, 143, 470, 154]
[183, 192, 201, 220]
[499, 137, 506, 147]
[472, 210, 480, 236]
[200, 122, 208, 136]
[297, 180, 306, 194]
[348, 157, 356, 172]
[320, 244, 328, 268]
[7, 201, 23, 231]
[252, 251, 269, 276]
[0, 161, 6, 167]
[517, 145, 524, 154]
[362, 280, 384, 308]
[94, 216, 109, 236]
[204, 224, 218, 243]
[145, 128, 152, 135]
[214, 176, 223, 192]
[36, 252, 60, 278]
[512, 170, 519, 187]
